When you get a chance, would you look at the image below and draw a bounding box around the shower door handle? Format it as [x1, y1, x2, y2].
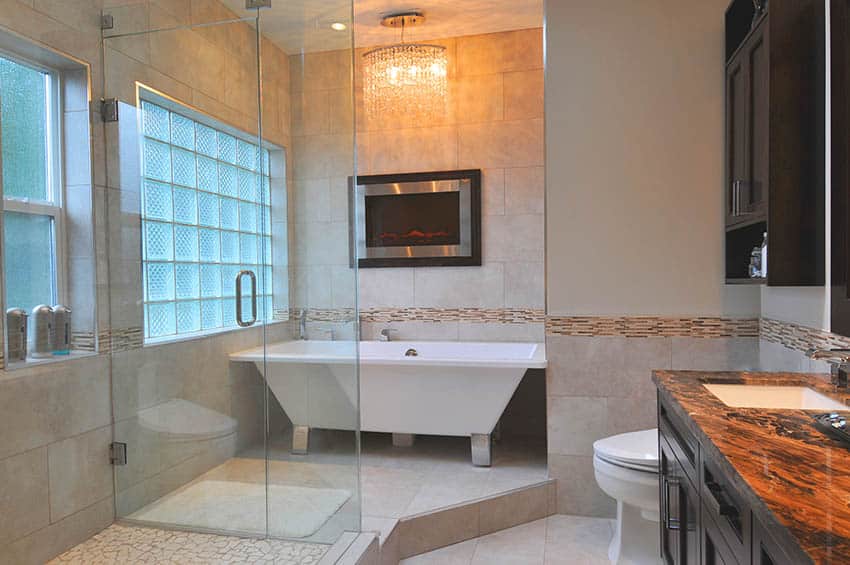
[236, 270, 258, 327]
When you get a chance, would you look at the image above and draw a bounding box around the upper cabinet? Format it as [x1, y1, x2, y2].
[725, 19, 768, 230]
[724, 0, 825, 286]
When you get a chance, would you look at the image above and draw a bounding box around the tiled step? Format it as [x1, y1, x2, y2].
[350, 479, 556, 565]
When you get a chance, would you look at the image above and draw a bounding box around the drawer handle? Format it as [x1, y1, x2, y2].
[663, 476, 681, 531]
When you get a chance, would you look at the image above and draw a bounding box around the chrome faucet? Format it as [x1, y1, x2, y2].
[379, 328, 397, 342]
[807, 348, 850, 388]
[299, 310, 307, 340]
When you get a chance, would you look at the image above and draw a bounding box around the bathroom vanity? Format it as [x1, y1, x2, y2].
[655, 370, 850, 564]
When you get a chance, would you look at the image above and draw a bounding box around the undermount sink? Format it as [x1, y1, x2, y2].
[703, 383, 848, 411]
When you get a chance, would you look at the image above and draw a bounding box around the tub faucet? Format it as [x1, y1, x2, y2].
[807, 348, 850, 388]
[299, 310, 307, 340]
[379, 328, 397, 342]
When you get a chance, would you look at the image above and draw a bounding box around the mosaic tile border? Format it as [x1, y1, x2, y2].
[760, 317, 850, 353]
[545, 316, 760, 338]
[100, 327, 144, 354]
[71, 331, 96, 352]
[49, 523, 328, 564]
[359, 307, 545, 324]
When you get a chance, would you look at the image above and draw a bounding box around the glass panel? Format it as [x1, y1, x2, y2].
[0, 56, 49, 202]
[104, 4, 357, 551]
[263, 0, 360, 547]
[3, 211, 55, 311]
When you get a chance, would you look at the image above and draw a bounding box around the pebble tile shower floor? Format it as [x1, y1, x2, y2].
[48, 524, 328, 564]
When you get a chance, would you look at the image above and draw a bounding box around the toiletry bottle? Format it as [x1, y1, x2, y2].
[6, 308, 27, 361]
[30, 305, 53, 358]
[52, 305, 71, 355]
[749, 246, 761, 278]
[760, 232, 768, 278]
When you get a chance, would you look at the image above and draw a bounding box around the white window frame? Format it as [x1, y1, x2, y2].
[0, 49, 67, 308]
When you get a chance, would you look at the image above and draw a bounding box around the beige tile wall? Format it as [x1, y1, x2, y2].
[290, 28, 545, 342]
[546, 334, 760, 517]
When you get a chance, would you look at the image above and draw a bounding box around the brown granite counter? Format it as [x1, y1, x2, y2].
[654, 370, 850, 564]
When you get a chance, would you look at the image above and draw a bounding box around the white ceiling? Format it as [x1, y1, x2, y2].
[221, 0, 542, 54]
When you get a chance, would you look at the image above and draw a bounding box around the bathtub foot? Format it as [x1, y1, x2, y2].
[392, 433, 416, 447]
[471, 433, 492, 467]
[292, 426, 310, 455]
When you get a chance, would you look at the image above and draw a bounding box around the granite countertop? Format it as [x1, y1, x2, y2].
[653, 370, 850, 564]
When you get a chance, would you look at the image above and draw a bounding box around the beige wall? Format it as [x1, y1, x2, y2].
[543, 0, 764, 517]
[290, 28, 545, 342]
[545, 0, 759, 318]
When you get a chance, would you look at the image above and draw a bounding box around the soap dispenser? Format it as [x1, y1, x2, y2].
[30, 304, 53, 358]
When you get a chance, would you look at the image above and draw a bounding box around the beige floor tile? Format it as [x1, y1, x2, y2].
[400, 538, 477, 565]
[471, 519, 546, 564]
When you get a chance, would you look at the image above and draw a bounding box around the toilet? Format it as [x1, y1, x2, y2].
[593, 428, 660, 565]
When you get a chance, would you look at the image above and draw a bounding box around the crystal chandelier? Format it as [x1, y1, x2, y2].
[362, 12, 448, 123]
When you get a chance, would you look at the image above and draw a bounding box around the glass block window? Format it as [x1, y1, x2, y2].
[0, 55, 61, 313]
[140, 99, 273, 340]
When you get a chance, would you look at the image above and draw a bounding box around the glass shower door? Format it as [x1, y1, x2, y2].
[102, 0, 359, 545]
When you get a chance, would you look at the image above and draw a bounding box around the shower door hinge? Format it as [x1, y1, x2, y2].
[101, 14, 114, 30]
[110, 442, 127, 466]
[101, 98, 119, 123]
[245, 0, 271, 8]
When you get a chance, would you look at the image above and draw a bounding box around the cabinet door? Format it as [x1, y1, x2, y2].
[726, 18, 769, 226]
[660, 435, 701, 565]
[726, 52, 749, 227]
[702, 508, 740, 565]
[660, 436, 681, 565]
[752, 517, 794, 565]
[745, 20, 769, 217]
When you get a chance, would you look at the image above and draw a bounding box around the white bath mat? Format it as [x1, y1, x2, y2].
[130, 480, 351, 539]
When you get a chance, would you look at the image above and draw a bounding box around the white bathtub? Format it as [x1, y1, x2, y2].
[230, 340, 546, 465]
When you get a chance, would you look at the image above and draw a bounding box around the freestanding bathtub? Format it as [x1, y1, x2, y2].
[230, 340, 547, 465]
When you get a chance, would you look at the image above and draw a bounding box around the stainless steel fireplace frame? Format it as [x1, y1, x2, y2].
[350, 169, 482, 268]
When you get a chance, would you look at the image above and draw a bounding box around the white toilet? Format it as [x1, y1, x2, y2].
[593, 428, 660, 565]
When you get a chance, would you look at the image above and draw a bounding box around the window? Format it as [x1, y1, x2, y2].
[139, 98, 273, 340]
[0, 54, 63, 314]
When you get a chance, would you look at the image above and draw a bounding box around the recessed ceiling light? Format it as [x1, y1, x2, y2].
[331, 22, 347, 31]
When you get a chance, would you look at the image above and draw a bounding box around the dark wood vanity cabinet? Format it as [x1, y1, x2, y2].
[724, 0, 825, 285]
[658, 395, 806, 565]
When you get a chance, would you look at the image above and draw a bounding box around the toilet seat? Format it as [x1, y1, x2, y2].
[593, 428, 659, 473]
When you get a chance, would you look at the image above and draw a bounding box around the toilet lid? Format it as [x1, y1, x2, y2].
[593, 428, 658, 470]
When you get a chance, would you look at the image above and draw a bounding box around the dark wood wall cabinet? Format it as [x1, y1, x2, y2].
[832, 0, 850, 336]
[724, 0, 825, 285]
[658, 395, 803, 564]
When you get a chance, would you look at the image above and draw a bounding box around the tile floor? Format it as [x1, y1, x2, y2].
[48, 524, 328, 564]
[400, 515, 615, 565]
[60, 433, 549, 563]
[358, 433, 549, 519]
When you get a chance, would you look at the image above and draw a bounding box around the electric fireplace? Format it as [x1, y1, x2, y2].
[351, 170, 481, 267]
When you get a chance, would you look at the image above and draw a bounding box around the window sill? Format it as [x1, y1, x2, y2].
[4, 350, 99, 372]
[143, 319, 288, 348]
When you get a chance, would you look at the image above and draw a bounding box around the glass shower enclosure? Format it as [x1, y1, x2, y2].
[101, 0, 359, 546]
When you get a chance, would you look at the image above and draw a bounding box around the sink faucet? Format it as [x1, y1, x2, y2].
[807, 348, 850, 388]
[299, 310, 307, 340]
